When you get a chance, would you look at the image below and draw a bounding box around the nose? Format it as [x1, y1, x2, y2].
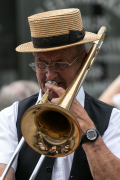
[46, 66, 58, 80]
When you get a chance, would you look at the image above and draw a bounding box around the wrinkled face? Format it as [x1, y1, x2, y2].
[34, 46, 85, 100]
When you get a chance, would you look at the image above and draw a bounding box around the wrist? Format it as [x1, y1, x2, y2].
[80, 129, 100, 145]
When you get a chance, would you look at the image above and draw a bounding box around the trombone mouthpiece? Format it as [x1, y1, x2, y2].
[39, 81, 58, 104]
[47, 80, 58, 86]
[46, 80, 58, 92]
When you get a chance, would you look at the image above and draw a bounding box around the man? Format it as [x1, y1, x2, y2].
[0, 8, 120, 180]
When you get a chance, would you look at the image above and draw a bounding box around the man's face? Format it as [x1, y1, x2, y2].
[34, 46, 83, 100]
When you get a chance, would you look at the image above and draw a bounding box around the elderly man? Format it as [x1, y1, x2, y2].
[0, 8, 120, 180]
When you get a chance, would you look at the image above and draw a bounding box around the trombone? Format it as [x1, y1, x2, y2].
[0, 26, 107, 180]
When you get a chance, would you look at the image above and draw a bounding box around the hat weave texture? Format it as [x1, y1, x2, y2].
[16, 8, 100, 52]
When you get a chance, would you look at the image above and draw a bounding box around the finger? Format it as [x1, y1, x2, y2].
[51, 97, 61, 104]
[45, 83, 65, 96]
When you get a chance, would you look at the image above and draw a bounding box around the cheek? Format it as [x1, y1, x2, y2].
[66, 67, 79, 84]
[36, 72, 46, 88]
[61, 70, 75, 85]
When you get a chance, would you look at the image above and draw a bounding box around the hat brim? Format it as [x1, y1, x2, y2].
[16, 32, 100, 53]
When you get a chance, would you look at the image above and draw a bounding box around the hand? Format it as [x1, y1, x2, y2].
[45, 83, 65, 104]
[45, 83, 96, 134]
[70, 97, 96, 134]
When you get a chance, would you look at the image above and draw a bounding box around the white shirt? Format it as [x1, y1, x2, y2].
[113, 93, 120, 110]
[0, 87, 120, 180]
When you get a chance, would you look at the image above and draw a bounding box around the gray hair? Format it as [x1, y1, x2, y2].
[0, 80, 40, 110]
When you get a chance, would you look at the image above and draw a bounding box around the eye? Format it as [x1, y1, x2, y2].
[36, 62, 46, 69]
[54, 62, 69, 70]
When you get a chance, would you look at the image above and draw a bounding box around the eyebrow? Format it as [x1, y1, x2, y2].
[52, 59, 63, 63]
[36, 58, 64, 64]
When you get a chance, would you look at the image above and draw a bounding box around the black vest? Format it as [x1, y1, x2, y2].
[16, 92, 113, 180]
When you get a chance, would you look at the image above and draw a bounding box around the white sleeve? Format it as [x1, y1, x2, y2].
[113, 93, 120, 110]
[102, 107, 120, 158]
[0, 102, 19, 172]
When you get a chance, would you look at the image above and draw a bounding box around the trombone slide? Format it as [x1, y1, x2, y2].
[0, 137, 25, 180]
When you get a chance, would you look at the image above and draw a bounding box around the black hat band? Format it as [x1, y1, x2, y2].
[31, 29, 85, 48]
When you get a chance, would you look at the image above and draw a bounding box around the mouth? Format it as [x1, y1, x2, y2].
[44, 80, 65, 93]
[57, 82, 62, 86]
[46, 81, 62, 87]
[48, 82, 62, 94]
[44, 81, 65, 100]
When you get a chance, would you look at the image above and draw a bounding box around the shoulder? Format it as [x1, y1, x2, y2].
[108, 107, 120, 130]
[0, 101, 19, 121]
[85, 92, 113, 109]
[18, 93, 39, 109]
[17, 93, 39, 122]
[19, 93, 39, 103]
[113, 93, 120, 109]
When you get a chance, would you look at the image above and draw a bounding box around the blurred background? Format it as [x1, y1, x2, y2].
[0, 0, 120, 98]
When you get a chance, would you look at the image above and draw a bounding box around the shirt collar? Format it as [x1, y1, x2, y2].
[36, 86, 85, 108]
[36, 89, 42, 105]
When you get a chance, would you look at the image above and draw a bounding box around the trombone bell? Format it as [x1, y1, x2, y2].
[21, 103, 81, 157]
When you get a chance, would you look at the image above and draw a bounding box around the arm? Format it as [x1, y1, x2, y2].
[0, 103, 19, 180]
[99, 75, 120, 106]
[71, 98, 120, 180]
[0, 165, 14, 180]
[82, 138, 120, 180]
[46, 83, 120, 180]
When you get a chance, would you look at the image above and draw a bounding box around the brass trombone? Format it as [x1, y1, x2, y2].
[0, 26, 107, 180]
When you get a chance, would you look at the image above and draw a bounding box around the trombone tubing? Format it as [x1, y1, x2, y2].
[0, 137, 25, 180]
[29, 155, 46, 180]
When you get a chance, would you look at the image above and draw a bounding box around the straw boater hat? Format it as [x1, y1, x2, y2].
[16, 8, 100, 52]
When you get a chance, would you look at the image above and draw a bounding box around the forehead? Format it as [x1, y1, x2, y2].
[34, 46, 79, 61]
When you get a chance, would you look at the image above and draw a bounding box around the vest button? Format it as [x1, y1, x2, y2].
[46, 167, 52, 172]
[70, 175, 76, 179]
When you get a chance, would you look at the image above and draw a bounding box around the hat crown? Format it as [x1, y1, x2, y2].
[16, 8, 100, 53]
[28, 8, 83, 38]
